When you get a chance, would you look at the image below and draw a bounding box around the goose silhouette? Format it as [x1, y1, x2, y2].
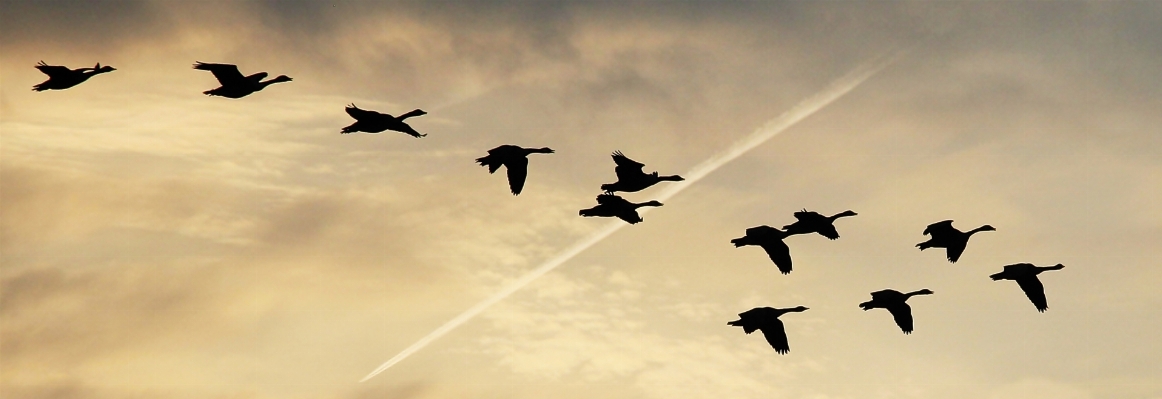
[859, 289, 934, 334]
[578, 194, 662, 224]
[600, 151, 684, 193]
[33, 61, 115, 91]
[731, 225, 793, 274]
[782, 209, 857, 240]
[990, 263, 1064, 312]
[916, 220, 995, 263]
[475, 145, 554, 195]
[341, 104, 427, 138]
[728, 306, 808, 354]
[193, 62, 291, 98]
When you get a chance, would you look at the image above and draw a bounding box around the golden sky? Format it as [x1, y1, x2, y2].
[2, 2, 1161, 399]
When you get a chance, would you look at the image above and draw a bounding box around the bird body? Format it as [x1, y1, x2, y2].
[728, 306, 808, 354]
[990, 263, 1064, 312]
[341, 104, 427, 137]
[33, 61, 115, 91]
[600, 151, 684, 193]
[731, 225, 793, 274]
[475, 145, 554, 195]
[859, 289, 934, 334]
[782, 209, 857, 240]
[578, 193, 662, 224]
[193, 62, 291, 98]
[916, 220, 995, 262]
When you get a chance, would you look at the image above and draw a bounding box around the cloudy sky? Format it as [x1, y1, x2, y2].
[3, 1, 1161, 399]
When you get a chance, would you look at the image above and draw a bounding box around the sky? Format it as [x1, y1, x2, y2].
[2, 1, 1161, 399]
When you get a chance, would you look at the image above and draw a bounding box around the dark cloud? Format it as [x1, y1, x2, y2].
[0, 0, 173, 54]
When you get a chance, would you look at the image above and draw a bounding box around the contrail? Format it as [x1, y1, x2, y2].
[360, 50, 902, 382]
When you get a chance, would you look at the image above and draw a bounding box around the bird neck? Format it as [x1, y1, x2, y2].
[636, 201, 663, 208]
[260, 76, 292, 87]
[905, 289, 932, 297]
[829, 210, 857, 220]
[966, 226, 991, 235]
[657, 175, 683, 181]
[526, 147, 554, 154]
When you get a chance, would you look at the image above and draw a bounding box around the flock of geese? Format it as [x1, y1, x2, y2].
[32, 60, 1066, 357]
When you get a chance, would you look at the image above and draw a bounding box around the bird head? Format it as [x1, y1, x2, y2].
[94, 63, 116, 73]
[979, 225, 997, 232]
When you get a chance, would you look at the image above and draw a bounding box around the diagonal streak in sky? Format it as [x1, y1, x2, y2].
[360, 49, 902, 382]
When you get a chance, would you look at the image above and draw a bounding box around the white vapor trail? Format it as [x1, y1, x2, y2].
[360, 50, 902, 382]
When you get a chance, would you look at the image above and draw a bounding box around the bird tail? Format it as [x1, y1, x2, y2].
[476, 155, 502, 173]
[727, 319, 757, 334]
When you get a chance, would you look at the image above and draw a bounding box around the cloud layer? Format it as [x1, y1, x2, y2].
[2, 2, 1161, 399]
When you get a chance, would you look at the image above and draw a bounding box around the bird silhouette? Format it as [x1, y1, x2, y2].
[728, 306, 809, 354]
[475, 145, 554, 195]
[193, 62, 291, 98]
[990, 263, 1064, 312]
[859, 289, 934, 334]
[32, 61, 115, 91]
[782, 209, 857, 240]
[599, 151, 684, 193]
[916, 220, 995, 263]
[341, 104, 427, 138]
[731, 225, 793, 274]
[578, 193, 662, 224]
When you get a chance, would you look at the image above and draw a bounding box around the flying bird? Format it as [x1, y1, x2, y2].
[475, 145, 554, 195]
[990, 263, 1064, 312]
[578, 193, 662, 224]
[859, 289, 934, 334]
[193, 62, 292, 98]
[731, 225, 793, 274]
[599, 151, 684, 193]
[727, 306, 809, 354]
[916, 220, 995, 263]
[341, 104, 427, 137]
[32, 61, 115, 91]
[782, 209, 857, 240]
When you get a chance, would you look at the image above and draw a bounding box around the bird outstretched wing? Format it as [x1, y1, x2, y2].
[595, 193, 627, 206]
[759, 240, 792, 274]
[193, 62, 247, 87]
[869, 290, 900, 302]
[611, 151, 646, 180]
[758, 320, 791, 354]
[35, 61, 72, 78]
[946, 244, 966, 263]
[886, 303, 914, 334]
[745, 225, 777, 237]
[1015, 277, 1049, 312]
[923, 220, 956, 237]
[345, 104, 389, 120]
[505, 156, 529, 195]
